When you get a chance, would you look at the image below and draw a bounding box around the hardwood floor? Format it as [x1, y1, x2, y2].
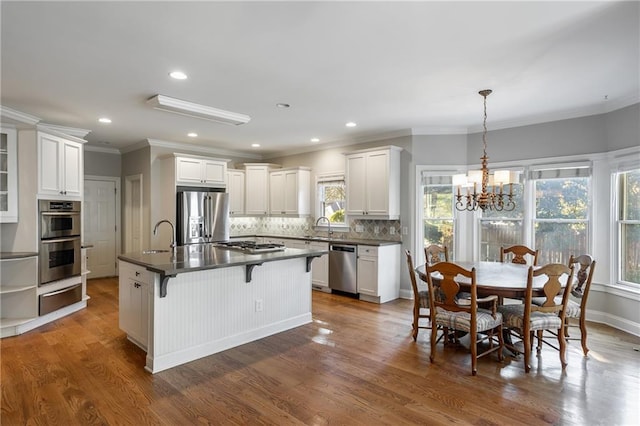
[2, 277, 639, 425]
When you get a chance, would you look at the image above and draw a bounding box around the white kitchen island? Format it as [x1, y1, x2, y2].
[118, 244, 325, 373]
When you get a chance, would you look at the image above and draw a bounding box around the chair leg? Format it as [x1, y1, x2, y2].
[430, 324, 437, 364]
[579, 314, 589, 356]
[497, 325, 504, 362]
[558, 327, 568, 369]
[536, 330, 543, 352]
[523, 329, 531, 373]
[564, 317, 570, 338]
[470, 329, 477, 376]
[412, 309, 419, 341]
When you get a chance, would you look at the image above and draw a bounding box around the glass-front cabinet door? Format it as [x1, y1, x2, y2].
[0, 127, 18, 223]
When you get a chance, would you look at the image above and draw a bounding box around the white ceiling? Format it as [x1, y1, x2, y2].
[1, 1, 638, 158]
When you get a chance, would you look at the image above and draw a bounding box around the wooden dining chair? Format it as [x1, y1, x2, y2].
[425, 261, 504, 376]
[498, 263, 574, 373]
[500, 245, 539, 265]
[532, 254, 596, 356]
[424, 244, 449, 265]
[405, 250, 431, 341]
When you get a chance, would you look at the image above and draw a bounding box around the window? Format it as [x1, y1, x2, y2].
[479, 171, 525, 261]
[617, 169, 640, 285]
[532, 166, 591, 265]
[317, 174, 346, 226]
[422, 174, 455, 257]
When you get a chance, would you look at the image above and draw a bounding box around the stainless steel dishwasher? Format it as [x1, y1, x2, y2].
[328, 244, 357, 294]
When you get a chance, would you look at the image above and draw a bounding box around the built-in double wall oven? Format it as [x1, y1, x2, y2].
[38, 200, 82, 315]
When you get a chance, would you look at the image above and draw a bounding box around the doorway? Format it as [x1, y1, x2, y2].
[84, 176, 121, 278]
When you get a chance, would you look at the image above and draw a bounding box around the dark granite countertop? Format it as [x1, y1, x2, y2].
[118, 244, 326, 277]
[234, 234, 402, 246]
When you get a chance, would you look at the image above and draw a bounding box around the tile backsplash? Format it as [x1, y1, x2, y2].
[229, 216, 402, 242]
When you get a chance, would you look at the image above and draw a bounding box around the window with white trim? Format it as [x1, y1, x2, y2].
[422, 173, 455, 258]
[617, 168, 640, 285]
[478, 170, 525, 261]
[316, 174, 346, 226]
[531, 165, 591, 265]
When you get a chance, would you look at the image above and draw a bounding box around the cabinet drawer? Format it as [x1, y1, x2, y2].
[357, 245, 378, 257]
[120, 262, 151, 283]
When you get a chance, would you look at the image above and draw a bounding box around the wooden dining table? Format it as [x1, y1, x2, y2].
[415, 261, 550, 299]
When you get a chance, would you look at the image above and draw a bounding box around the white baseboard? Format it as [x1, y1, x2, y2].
[15, 301, 87, 336]
[587, 309, 640, 337]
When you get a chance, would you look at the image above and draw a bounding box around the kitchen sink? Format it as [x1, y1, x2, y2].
[142, 249, 171, 254]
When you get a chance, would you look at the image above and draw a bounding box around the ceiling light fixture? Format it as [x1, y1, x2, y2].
[345, 122, 357, 128]
[187, 132, 198, 137]
[453, 89, 517, 212]
[98, 117, 112, 124]
[251, 143, 260, 148]
[169, 71, 188, 80]
[310, 138, 320, 143]
[276, 103, 290, 108]
[146, 95, 251, 126]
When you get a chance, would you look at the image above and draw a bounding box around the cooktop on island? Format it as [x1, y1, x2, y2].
[215, 241, 286, 254]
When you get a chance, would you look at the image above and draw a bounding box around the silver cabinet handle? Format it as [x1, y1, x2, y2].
[41, 237, 80, 244]
[42, 284, 81, 297]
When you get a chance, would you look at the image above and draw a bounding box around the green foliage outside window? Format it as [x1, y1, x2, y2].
[619, 170, 640, 284]
[535, 178, 589, 264]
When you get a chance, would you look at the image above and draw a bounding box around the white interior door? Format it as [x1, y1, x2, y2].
[84, 178, 118, 278]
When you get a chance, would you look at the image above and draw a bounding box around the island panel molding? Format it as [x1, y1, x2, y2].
[143, 257, 312, 373]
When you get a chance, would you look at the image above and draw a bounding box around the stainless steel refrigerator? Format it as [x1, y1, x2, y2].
[177, 188, 230, 245]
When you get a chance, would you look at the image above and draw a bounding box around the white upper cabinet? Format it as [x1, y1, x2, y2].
[345, 146, 401, 219]
[37, 132, 83, 199]
[176, 156, 226, 187]
[243, 163, 280, 215]
[0, 127, 18, 222]
[269, 167, 311, 216]
[227, 169, 245, 215]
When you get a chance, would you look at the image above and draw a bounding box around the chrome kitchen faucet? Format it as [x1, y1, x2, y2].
[153, 219, 176, 253]
[315, 216, 332, 239]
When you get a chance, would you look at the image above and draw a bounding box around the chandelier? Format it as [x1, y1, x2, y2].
[453, 89, 516, 212]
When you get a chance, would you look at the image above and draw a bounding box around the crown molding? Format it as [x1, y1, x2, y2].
[38, 123, 91, 139]
[0, 105, 40, 125]
[84, 144, 121, 155]
[145, 138, 262, 160]
[36, 123, 87, 144]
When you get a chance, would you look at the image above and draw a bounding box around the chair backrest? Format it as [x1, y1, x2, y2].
[525, 263, 574, 320]
[424, 244, 449, 265]
[500, 245, 539, 265]
[405, 250, 420, 299]
[568, 254, 596, 309]
[425, 261, 477, 315]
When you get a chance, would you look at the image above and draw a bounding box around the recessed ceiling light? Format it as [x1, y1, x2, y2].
[169, 71, 188, 80]
[345, 122, 357, 128]
[276, 103, 290, 108]
[251, 143, 260, 148]
[98, 117, 112, 124]
[311, 138, 320, 143]
[187, 132, 198, 137]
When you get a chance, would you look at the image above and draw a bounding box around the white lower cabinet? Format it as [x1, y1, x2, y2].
[309, 242, 329, 292]
[269, 238, 329, 292]
[119, 261, 150, 350]
[356, 244, 400, 303]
